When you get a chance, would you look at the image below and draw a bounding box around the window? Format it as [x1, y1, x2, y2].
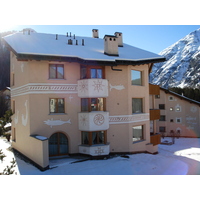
[12, 100, 15, 114]
[132, 125, 144, 142]
[82, 131, 106, 145]
[155, 95, 160, 99]
[131, 70, 142, 86]
[159, 115, 166, 121]
[80, 66, 104, 79]
[91, 69, 103, 78]
[132, 98, 143, 114]
[176, 106, 181, 112]
[170, 119, 174, 122]
[81, 98, 105, 112]
[159, 104, 165, 110]
[50, 98, 65, 113]
[159, 126, 166, 132]
[176, 118, 181, 123]
[12, 128, 16, 142]
[49, 64, 64, 79]
[169, 96, 174, 101]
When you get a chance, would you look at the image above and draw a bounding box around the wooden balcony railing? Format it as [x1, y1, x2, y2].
[149, 84, 160, 95]
[150, 109, 160, 121]
[150, 133, 161, 146]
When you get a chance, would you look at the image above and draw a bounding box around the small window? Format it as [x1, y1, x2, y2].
[159, 115, 166, 121]
[176, 106, 181, 112]
[170, 119, 174, 122]
[131, 70, 142, 86]
[155, 95, 160, 99]
[49, 64, 64, 79]
[176, 118, 181, 123]
[159, 104, 165, 110]
[132, 125, 144, 142]
[12, 128, 16, 142]
[50, 98, 65, 113]
[12, 100, 15, 114]
[159, 126, 166, 132]
[132, 98, 143, 114]
[169, 96, 174, 101]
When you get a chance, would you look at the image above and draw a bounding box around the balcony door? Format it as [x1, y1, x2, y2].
[49, 132, 68, 157]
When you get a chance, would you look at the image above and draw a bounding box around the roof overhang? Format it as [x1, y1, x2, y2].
[15, 53, 166, 66]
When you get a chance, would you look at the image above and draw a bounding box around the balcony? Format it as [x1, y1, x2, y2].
[78, 111, 109, 131]
[77, 79, 108, 98]
[150, 109, 160, 121]
[79, 143, 110, 156]
[149, 84, 160, 95]
[150, 133, 161, 146]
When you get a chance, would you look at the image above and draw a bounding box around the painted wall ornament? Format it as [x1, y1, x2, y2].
[22, 100, 28, 126]
[110, 83, 125, 91]
[14, 110, 19, 125]
[44, 118, 71, 128]
[93, 114, 105, 126]
[92, 80, 105, 92]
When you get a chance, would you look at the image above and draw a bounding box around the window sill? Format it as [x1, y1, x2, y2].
[132, 139, 145, 144]
[49, 113, 67, 115]
[48, 78, 66, 80]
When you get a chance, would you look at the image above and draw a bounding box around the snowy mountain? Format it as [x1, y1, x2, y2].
[149, 28, 200, 88]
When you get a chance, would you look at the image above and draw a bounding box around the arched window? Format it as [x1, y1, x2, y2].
[49, 133, 68, 157]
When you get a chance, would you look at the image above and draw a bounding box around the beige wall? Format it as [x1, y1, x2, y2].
[155, 89, 200, 137]
[11, 52, 156, 168]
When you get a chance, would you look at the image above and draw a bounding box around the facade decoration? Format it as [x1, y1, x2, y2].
[109, 84, 125, 91]
[109, 113, 149, 124]
[93, 114, 105, 126]
[14, 110, 19, 125]
[11, 83, 78, 97]
[44, 118, 71, 128]
[92, 80, 105, 93]
[22, 100, 28, 126]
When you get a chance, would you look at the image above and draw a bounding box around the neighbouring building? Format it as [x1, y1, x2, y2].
[154, 87, 200, 138]
[0, 87, 11, 109]
[3, 29, 165, 170]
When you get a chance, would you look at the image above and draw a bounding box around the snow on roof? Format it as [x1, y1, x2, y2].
[3, 32, 165, 63]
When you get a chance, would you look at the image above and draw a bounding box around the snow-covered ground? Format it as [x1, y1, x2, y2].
[1, 136, 200, 175]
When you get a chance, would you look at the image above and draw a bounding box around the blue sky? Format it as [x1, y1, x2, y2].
[4, 25, 199, 54]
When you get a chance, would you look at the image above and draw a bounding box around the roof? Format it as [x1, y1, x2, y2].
[3, 32, 166, 65]
[160, 87, 200, 106]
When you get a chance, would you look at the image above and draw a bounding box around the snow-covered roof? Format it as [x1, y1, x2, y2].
[3, 32, 165, 65]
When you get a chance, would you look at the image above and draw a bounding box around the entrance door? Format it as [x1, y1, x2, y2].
[49, 133, 68, 157]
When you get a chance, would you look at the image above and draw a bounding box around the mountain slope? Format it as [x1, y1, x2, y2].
[150, 28, 200, 88]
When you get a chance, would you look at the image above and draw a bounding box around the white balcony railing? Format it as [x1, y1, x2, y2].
[78, 111, 109, 131]
[79, 144, 110, 156]
[77, 79, 109, 98]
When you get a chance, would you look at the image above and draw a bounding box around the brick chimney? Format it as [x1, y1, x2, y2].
[115, 32, 123, 47]
[92, 29, 99, 38]
[104, 35, 119, 56]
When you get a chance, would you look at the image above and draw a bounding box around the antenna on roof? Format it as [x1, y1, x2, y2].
[74, 34, 75, 39]
[56, 34, 58, 40]
[82, 39, 84, 46]
[66, 32, 68, 37]
[70, 32, 71, 37]
[76, 40, 78, 45]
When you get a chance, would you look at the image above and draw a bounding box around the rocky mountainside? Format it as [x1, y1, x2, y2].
[149, 28, 200, 88]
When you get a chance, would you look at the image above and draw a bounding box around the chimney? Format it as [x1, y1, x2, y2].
[115, 32, 123, 47]
[92, 29, 99, 38]
[104, 35, 118, 56]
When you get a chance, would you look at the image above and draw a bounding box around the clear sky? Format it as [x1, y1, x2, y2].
[1, 25, 199, 54]
[0, 2, 199, 54]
